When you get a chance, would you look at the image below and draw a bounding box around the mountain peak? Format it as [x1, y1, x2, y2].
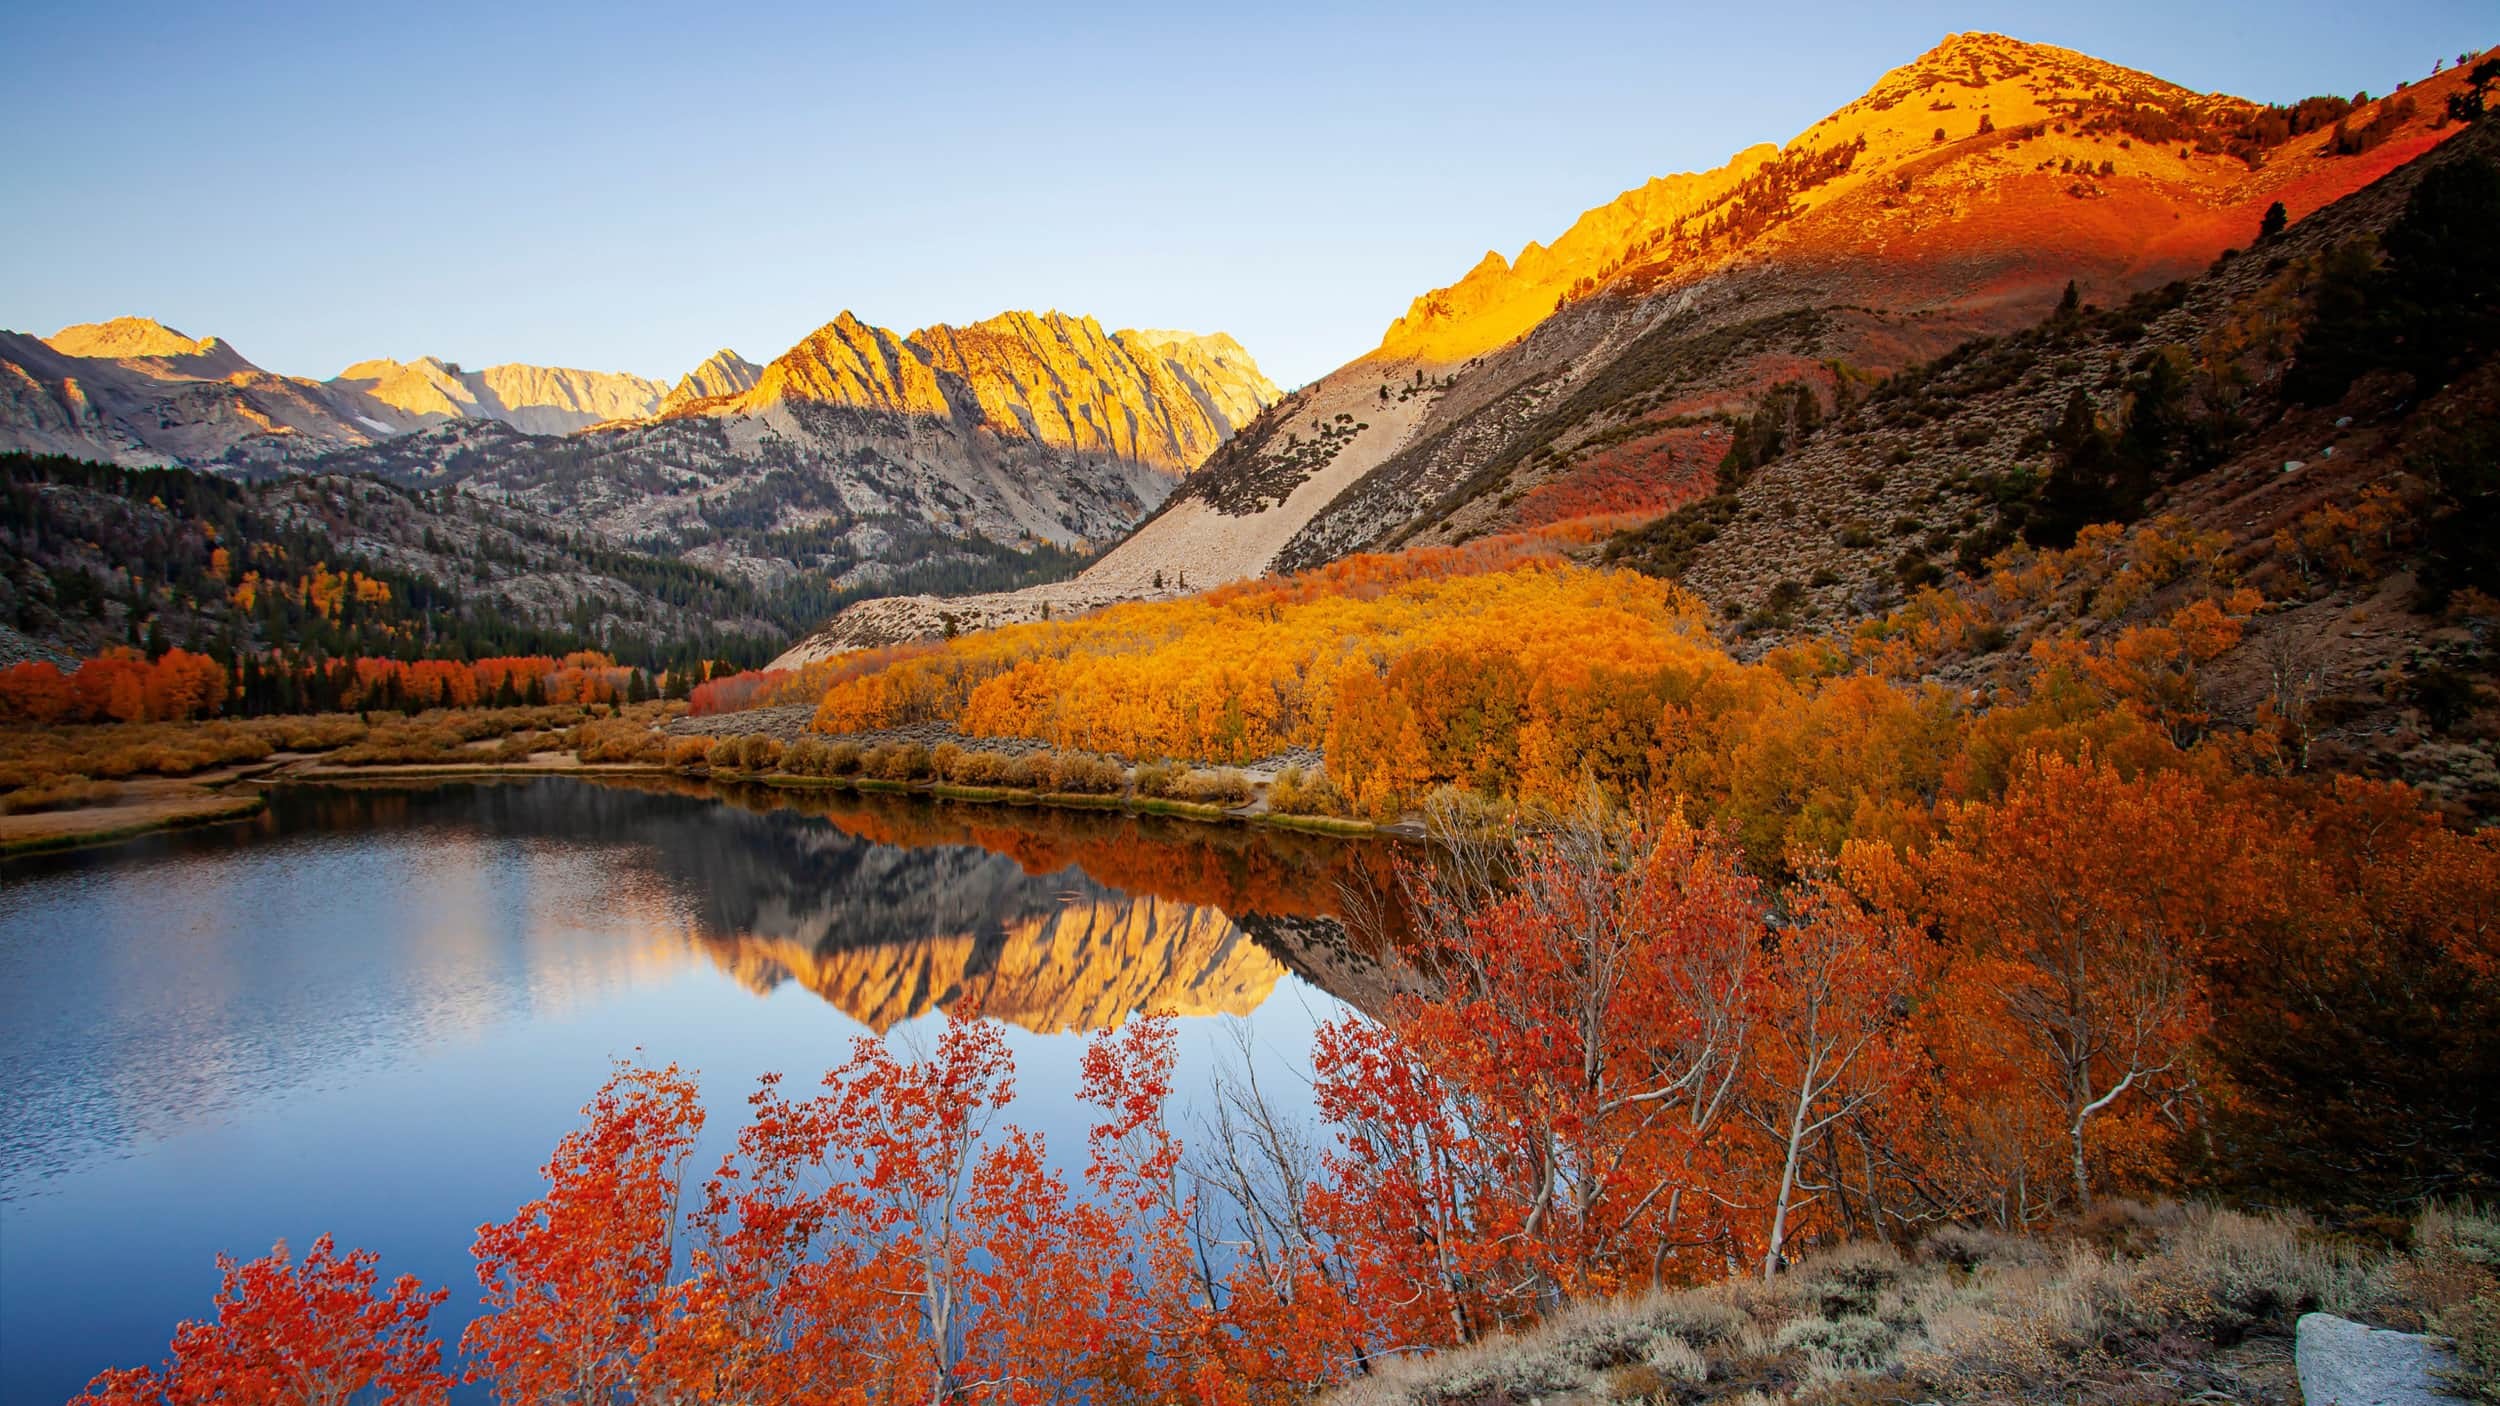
[1372, 31, 2338, 365]
[659, 348, 764, 413]
[46, 316, 251, 370]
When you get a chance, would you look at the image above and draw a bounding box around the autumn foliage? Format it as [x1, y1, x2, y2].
[70, 513, 2500, 1399]
[0, 648, 665, 727]
[70, 1236, 451, 1406]
[0, 648, 227, 725]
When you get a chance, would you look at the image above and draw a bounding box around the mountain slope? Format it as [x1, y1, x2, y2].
[1090, 35, 2483, 596]
[0, 451, 804, 667]
[1602, 109, 2500, 809]
[778, 35, 2485, 659]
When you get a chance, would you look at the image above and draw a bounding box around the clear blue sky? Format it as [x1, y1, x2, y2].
[3, 1, 2488, 390]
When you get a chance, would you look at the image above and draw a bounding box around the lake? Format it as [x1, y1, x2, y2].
[0, 777, 1398, 1404]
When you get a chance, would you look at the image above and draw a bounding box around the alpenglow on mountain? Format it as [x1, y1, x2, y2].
[769, 31, 2486, 662]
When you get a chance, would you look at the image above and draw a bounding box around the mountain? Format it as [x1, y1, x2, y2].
[310, 309, 1279, 606]
[327, 356, 667, 435]
[0, 306, 1277, 655]
[0, 316, 676, 461]
[1, 318, 380, 465]
[658, 348, 763, 413]
[45, 316, 258, 374]
[772, 35, 2486, 661]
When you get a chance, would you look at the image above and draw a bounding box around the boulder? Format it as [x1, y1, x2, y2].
[2295, 1312, 2464, 1405]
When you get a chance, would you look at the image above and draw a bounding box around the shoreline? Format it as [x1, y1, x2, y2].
[3, 757, 1402, 861]
[0, 786, 267, 859]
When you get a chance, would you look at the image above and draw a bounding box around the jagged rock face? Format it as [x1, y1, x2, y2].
[704, 309, 1275, 476]
[1376, 155, 1781, 365]
[658, 348, 763, 413]
[1125, 329, 1282, 432]
[1374, 33, 2284, 370]
[328, 356, 667, 435]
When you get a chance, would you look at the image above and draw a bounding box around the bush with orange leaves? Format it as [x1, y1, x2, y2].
[71, 1235, 451, 1406]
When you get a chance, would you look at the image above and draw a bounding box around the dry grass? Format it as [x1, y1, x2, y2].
[1135, 760, 1252, 805]
[0, 718, 281, 788]
[1327, 1202, 2494, 1406]
[0, 774, 123, 815]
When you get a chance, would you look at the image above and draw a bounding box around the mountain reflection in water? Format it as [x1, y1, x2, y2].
[311, 775, 1403, 1033]
[0, 775, 1403, 1406]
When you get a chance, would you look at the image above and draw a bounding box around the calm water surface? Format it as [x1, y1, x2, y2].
[0, 778, 1393, 1404]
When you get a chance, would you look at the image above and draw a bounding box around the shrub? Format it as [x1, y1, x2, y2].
[735, 735, 784, 772]
[574, 717, 663, 764]
[1775, 1312, 1895, 1373]
[666, 736, 715, 769]
[1044, 751, 1126, 795]
[1803, 1241, 1905, 1318]
[1132, 759, 1182, 798]
[332, 722, 466, 766]
[946, 749, 1020, 786]
[706, 736, 748, 771]
[866, 742, 932, 781]
[2370, 1202, 2498, 1371]
[1268, 765, 1349, 817]
[1174, 768, 1253, 806]
[253, 716, 369, 751]
[1641, 1293, 1750, 1348]
[824, 740, 865, 776]
[1923, 1223, 2046, 1272]
[931, 742, 965, 780]
[781, 738, 830, 776]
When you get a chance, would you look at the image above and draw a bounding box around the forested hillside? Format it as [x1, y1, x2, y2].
[0, 452, 1042, 675]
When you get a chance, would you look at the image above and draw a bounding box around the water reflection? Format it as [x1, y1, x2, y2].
[0, 777, 1403, 1405]
[0, 779, 1401, 1197]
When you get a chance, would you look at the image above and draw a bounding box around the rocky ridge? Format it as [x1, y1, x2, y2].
[328, 356, 668, 435]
